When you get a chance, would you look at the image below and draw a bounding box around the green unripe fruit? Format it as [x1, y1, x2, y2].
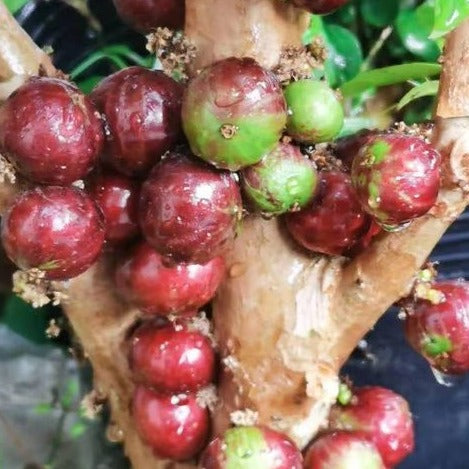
[284, 79, 344, 144]
[200, 426, 303, 468]
[182, 57, 287, 171]
[241, 143, 318, 215]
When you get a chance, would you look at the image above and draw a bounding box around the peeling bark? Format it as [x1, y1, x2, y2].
[1, 0, 469, 467]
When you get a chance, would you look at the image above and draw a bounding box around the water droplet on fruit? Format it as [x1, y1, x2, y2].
[379, 221, 412, 233]
[430, 367, 462, 387]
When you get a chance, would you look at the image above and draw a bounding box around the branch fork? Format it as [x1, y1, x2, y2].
[1, 1, 469, 467]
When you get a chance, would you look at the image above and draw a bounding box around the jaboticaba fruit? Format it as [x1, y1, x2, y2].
[1, 186, 105, 280]
[404, 280, 469, 375]
[115, 240, 225, 315]
[200, 426, 303, 469]
[329, 386, 415, 467]
[285, 171, 370, 256]
[334, 130, 377, 171]
[112, 0, 185, 33]
[139, 151, 242, 263]
[0, 77, 103, 185]
[88, 171, 140, 244]
[182, 57, 287, 170]
[132, 385, 209, 461]
[304, 431, 385, 469]
[284, 79, 344, 144]
[291, 0, 350, 15]
[91, 67, 183, 177]
[130, 322, 215, 393]
[241, 142, 318, 215]
[351, 133, 441, 230]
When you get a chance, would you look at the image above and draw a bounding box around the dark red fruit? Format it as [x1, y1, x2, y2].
[182, 57, 287, 170]
[1, 187, 105, 280]
[304, 432, 385, 469]
[139, 152, 242, 263]
[88, 172, 139, 244]
[112, 0, 184, 33]
[130, 322, 215, 393]
[200, 426, 302, 469]
[0, 77, 103, 185]
[285, 171, 370, 256]
[351, 133, 441, 230]
[116, 241, 225, 314]
[91, 67, 183, 177]
[405, 280, 469, 375]
[334, 130, 377, 170]
[291, 0, 350, 15]
[349, 220, 382, 255]
[132, 385, 209, 461]
[329, 386, 415, 467]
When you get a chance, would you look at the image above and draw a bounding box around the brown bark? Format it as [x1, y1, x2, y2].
[208, 12, 469, 450]
[1, 0, 469, 467]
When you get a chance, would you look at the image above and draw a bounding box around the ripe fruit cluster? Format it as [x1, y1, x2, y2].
[199, 385, 414, 468]
[0, 0, 442, 461]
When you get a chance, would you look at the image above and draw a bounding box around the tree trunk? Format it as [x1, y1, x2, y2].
[1, 1, 469, 467]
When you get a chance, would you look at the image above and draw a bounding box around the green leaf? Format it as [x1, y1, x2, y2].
[302, 14, 325, 46]
[326, 2, 356, 25]
[396, 4, 440, 61]
[69, 421, 87, 439]
[69, 52, 128, 80]
[303, 17, 363, 87]
[76, 75, 104, 94]
[34, 403, 54, 415]
[340, 63, 441, 97]
[396, 80, 439, 110]
[0, 295, 51, 345]
[323, 24, 363, 87]
[360, 0, 399, 27]
[338, 117, 379, 138]
[431, 0, 469, 39]
[4, 0, 29, 14]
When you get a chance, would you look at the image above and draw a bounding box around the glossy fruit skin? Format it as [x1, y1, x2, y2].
[291, 0, 350, 15]
[88, 172, 140, 244]
[351, 133, 441, 228]
[285, 171, 370, 256]
[284, 79, 344, 144]
[112, 0, 185, 32]
[1, 187, 105, 280]
[182, 57, 287, 170]
[329, 387, 415, 467]
[91, 67, 183, 177]
[132, 386, 209, 461]
[334, 130, 377, 170]
[0, 77, 103, 185]
[304, 432, 385, 469]
[200, 426, 303, 469]
[405, 281, 469, 375]
[139, 152, 242, 263]
[130, 322, 215, 393]
[116, 240, 225, 315]
[241, 143, 318, 215]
